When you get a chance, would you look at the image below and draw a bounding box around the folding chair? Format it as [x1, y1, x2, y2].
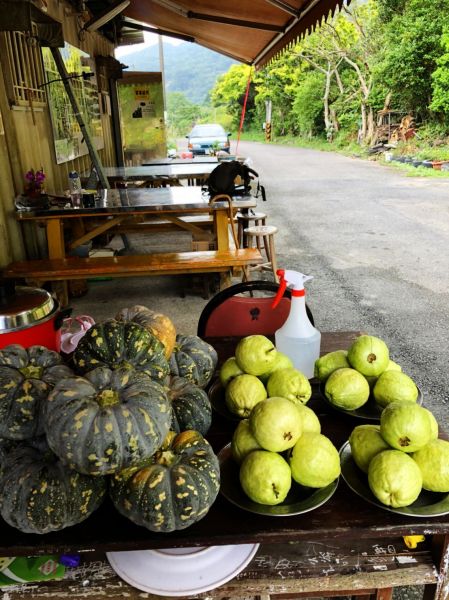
[197, 280, 314, 338]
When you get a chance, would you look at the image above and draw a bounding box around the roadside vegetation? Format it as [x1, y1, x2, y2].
[166, 0, 449, 177]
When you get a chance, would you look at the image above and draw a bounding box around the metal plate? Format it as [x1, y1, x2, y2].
[319, 382, 423, 421]
[339, 441, 449, 517]
[217, 443, 338, 517]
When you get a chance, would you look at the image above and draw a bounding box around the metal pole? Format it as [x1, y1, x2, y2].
[158, 35, 167, 119]
[49, 47, 110, 190]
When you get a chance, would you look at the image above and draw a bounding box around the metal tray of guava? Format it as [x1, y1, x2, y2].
[320, 383, 423, 421]
[208, 379, 242, 422]
[339, 441, 449, 517]
[217, 443, 339, 516]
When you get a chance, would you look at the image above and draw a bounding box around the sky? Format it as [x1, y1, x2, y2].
[115, 32, 183, 58]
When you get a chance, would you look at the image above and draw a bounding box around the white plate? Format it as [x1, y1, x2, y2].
[106, 543, 260, 596]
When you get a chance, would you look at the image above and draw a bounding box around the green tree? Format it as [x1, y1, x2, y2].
[210, 64, 256, 129]
[166, 92, 202, 136]
[372, 0, 449, 120]
[431, 29, 449, 119]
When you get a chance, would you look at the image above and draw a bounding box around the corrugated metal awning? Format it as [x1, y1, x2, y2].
[0, 0, 64, 47]
[121, 0, 348, 68]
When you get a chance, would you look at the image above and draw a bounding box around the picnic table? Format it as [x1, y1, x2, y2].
[6, 187, 261, 305]
[1, 331, 448, 599]
[102, 163, 219, 187]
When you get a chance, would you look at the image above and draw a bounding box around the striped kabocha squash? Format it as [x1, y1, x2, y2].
[0, 345, 73, 440]
[169, 335, 218, 388]
[73, 319, 169, 382]
[110, 430, 220, 532]
[169, 376, 212, 436]
[115, 305, 177, 359]
[45, 366, 172, 476]
[0, 437, 106, 534]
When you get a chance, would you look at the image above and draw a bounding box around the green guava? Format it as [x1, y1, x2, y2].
[324, 368, 370, 410]
[423, 407, 439, 440]
[314, 350, 350, 382]
[296, 403, 321, 434]
[235, 335, 277, 376]
[373, 371, 419, 408]
[349, 424, 390, 473]
[231, 419, 262, 464]
[219, 356, 244, 387]
[249, 396, 302, 452]
[368, 449, 422, 508]
[385, 360, 402, 372]
[347, 335, 390, 377]
[289, 432, 341, 488]
[412, 439, 449, 492]
[259, 352, 294, 384]
[239, 450, 291, 505]
[225, 374, 267, 418]
[266, 367, 312, 405]
[380, 402, 432, 453]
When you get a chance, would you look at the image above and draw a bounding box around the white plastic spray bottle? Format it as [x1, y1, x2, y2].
[271, 269, 321, 379]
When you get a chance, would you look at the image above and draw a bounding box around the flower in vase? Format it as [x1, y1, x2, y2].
[24, 168, 46, 196]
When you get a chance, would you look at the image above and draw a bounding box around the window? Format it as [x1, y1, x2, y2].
[0, 31, 46, 106]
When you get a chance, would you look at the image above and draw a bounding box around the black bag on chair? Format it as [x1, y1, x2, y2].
[207, 160, 258, 198]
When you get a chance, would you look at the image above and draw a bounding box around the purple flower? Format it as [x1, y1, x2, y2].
[25, 170, 35, 182]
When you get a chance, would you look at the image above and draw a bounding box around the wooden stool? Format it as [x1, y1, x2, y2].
[244, 224, 278, 282]
[237, 211, 267, 248]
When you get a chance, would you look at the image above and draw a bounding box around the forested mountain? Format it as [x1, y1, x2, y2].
[118, 42, 236, 104]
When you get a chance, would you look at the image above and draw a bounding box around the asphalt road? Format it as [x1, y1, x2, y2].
[237, 140, 449, 427]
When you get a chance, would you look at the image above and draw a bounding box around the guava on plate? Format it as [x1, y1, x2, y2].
[231, 419, 262, 464]
[239, 450, 291, 505]
[349, 424, 390, 473]
[368, 449, 422, 508]
[314, 350, 350, 382]
[266, 367, 312, 405]
[412, 439, 449, 492]
[380, 401, 432, 453]
[249, 396, 302, 452]
[347, 335, 390, 377]
[289, 432, 341, 488]
[324, 368, 370, 410]
[235, 335, 277, 376]
[225, 374, 267, 418]
[373, 371, 419, 408]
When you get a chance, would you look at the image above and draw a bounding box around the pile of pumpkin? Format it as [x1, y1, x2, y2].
[0, 306, 220, 535]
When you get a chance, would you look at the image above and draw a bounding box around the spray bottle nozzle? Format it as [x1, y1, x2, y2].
[272, 270, 287, 309]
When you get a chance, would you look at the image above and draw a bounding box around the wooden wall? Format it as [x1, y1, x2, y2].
[0, 0, 117, 266]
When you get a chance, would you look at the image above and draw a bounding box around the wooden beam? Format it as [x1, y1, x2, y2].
[187, 12, 284, 31]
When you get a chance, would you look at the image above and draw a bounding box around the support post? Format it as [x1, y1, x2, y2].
[49, 47, 110, 190]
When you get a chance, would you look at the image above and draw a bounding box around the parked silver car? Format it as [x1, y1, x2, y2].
[186, 124, 231, 155]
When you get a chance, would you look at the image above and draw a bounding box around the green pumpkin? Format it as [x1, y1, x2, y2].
[169, 376, 212, 436]
[0, 345, 74, 440]
[110, 430, 220, 532]
[169, 335, 218, 388]
[73, 319, 169, 381]
[0, 436, 106, 534]
[45, 366, 172, 476]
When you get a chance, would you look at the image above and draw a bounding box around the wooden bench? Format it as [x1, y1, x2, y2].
[3, 249, 263, 305]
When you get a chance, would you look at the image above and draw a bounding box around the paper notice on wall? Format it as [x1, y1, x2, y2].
[132, 87, 156, 119]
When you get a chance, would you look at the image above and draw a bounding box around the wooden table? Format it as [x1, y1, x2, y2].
[103, 164, 218, 186]
[11, 188, 258, 303]
[15, 187, 256, 258]
[1, 332, 448, 599]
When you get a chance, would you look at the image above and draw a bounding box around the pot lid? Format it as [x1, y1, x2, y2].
[0, 281, 55, 332]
